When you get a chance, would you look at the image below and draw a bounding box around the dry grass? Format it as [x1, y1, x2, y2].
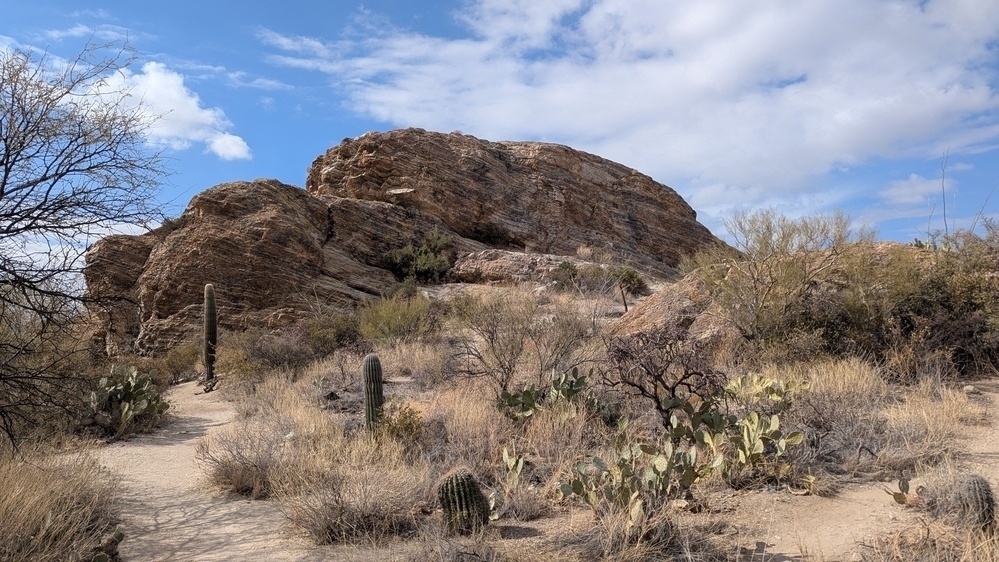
[421, 382, 515, 479]
[863, 522, 999, 562]
[278, 436, 431, 545]
[779, 357, 978, 483]
[0, 449, 119, 562]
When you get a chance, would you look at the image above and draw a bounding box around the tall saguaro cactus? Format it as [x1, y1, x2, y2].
[362, 353, 384, 432]
[203, 284, 218, 386]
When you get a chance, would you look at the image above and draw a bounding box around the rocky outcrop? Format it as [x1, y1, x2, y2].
[308, 129, 720, 276]
[86, 129, 723, 354]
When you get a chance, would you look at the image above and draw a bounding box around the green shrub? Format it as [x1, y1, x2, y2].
[382, 227, 454, 284]
[359, 294, 436, 345]
[614, 267, 649, 296]
[303, 314, 361, 358]
[90, 365, 169, 438]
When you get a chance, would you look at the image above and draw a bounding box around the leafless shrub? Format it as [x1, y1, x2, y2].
[195, 416, 292, 498]
[602, 322, 725, 431]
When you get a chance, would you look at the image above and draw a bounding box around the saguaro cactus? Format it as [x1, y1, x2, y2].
[203, 284, 217, 385]
[437, 467, 490, 534]
[362, 353, 384, 432]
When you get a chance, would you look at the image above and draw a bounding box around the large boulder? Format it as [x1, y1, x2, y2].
[307, 128, 720, 276]
[86, 129, 724, 354]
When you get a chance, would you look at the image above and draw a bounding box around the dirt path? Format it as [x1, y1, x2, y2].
[719, 382, 997, 561]
[98, 382, 325, 562]
[97, 379, 998, 562]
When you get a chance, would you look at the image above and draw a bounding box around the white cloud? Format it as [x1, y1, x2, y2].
[226, 71, 292, 90]
[880, 174, 952, 206]
[104, 62, 252, 160]
[259, 0, 999, 213]
[38, 23, 140, 43]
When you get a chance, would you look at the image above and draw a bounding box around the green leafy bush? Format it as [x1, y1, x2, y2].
[303, 314, 361, 358]
[382, 227, 454, 284]
[90, 366, 169, 438]
[359, 293, 437, 345]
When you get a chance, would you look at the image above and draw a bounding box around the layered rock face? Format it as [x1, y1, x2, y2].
[308, 129, 718, 275]
[86, 128, 723, 354]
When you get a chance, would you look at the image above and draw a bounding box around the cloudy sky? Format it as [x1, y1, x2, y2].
[5, 0, 999, 240]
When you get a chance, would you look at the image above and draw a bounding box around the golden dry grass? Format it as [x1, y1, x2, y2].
[0, 449, 119, 562]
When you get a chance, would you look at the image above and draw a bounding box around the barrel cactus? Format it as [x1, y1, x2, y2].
[362, 353, 384, 432]
[203, 284, 218, 385]
[953, 474, 995, 531]
[437, 467, 490, 534]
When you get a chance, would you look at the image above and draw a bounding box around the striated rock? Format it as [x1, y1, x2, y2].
[308, 128, 721, 276]
[86, 129, 723, 354]
[452, 249, 592, 284]
[607, 273, 743, 362]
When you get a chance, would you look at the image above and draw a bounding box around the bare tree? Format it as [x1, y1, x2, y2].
[0, 42, 166, 445]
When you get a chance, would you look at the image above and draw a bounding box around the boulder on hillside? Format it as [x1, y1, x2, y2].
[85, 129, 724, 355]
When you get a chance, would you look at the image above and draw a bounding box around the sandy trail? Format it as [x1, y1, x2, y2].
[96, 378, 998, 562]
[98, 381, 325, 562]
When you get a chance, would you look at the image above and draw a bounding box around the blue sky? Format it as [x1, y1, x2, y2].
[4, 1, 999, 241]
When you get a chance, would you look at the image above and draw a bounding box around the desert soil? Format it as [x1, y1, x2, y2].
[98, 379, 998, 562]
[97, 381, 324, 561]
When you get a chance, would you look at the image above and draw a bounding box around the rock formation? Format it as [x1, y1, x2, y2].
[85, 128, 723, 354]
[308, 129, 719, 275]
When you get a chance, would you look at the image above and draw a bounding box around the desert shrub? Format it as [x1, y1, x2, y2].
[453, 290, 594, 396]
[602, 323, 726, 433]
[303, 313, 361, 358]
[688, 208, 861, 359]
[130, 340, 201, 387]
[249, 324, 316, 373]
[360, 293, 437, 345]
[378, 341, 460, 390]
[278, 434, 430, 544]
[690, 209, 999, 377]
[522, 398, 609, 482]
[0, 450, 119, 562]
[89, 365, 169, 439]
[420, 385, 515, 479]
[614, 267, 649, 296]
[550, 261, 628, 295]
[195, 416, 291, 498]
[383, 227, 454, 284]
[785, 358, 978, 482]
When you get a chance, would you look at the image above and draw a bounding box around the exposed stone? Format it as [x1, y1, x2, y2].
[451, 249, 604, 285]
[308, 128, 721, 276]
[86, 129, 723, 354]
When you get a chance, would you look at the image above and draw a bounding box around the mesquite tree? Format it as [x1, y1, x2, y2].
[0, 42, 165, 445]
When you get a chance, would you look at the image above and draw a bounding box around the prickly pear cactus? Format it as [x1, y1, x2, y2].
[203, 284, 218, 385]
[954, 474, 995, 531]
[437, 467, 490, 534]
[362, 353, 384, 432]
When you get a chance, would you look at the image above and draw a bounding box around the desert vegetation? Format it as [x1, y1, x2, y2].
[182, 212, 999, 560]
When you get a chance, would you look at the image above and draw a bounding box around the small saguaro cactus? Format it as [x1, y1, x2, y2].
[203, 284, 218, 386]
[362, 353, 384, 432]
[437, 467, 490, 534]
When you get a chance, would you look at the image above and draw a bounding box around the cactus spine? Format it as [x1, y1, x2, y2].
[203, 284, 217, 385]
[362, 353, 384, 432]
[437, 468, 490, 534]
